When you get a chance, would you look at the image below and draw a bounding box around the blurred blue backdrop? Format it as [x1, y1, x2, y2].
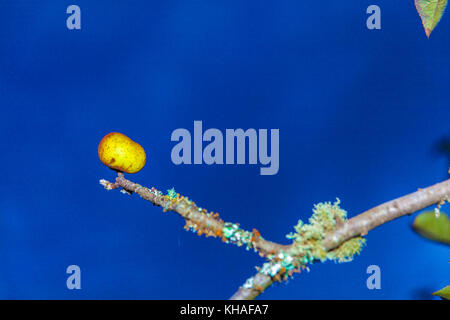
[0, 1, 448, 299]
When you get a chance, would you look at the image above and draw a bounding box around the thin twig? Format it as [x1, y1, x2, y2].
[230, 179, 450, 300]
[100, 172, 291, 257]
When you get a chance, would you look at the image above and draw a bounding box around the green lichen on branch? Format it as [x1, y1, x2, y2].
[286, 199, 366, 264]
[250, 199, 366, 290]
[167, 187, 177, 200]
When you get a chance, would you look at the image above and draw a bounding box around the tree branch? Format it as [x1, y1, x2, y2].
[230, 179, 450, 300]
[100, 172, 449, 300]
[100, 172, 290, 258]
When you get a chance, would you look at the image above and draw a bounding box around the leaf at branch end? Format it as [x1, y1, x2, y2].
[433, 285, 450, 300]
[415, 0, 448, 38]
[412, 211, 450, 245]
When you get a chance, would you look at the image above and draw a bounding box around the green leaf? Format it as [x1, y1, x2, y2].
[433, 286, 450, 300]
[415, 0, 448, 38]
[412, 211, 450, 245]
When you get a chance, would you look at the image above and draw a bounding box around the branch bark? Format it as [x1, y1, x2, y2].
[230, 179, 450, 300]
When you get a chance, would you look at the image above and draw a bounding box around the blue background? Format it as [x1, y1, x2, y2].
[0, 1, 448, 299]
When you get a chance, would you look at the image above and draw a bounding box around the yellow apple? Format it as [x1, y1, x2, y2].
[98, 132, 146, 173]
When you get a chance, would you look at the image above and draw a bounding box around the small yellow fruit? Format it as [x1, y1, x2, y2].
[98, 132, 146, 173]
